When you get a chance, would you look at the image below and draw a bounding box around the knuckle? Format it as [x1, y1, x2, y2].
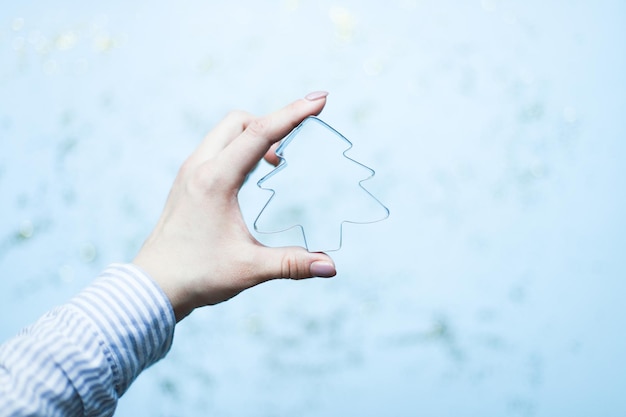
[246, 118, 272, 139]
[188, 160, 224, 194]
[280, 251, 308, 279]
[178, 156, 196, 178]
[287, 100, 303, 117]
[224, 109, 252, 127]
[285, 101, 308, 129]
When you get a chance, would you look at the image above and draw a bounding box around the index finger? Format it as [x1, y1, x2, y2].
[217, 92, 328, 188]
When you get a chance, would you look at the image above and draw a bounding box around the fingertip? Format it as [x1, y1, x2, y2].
[263, 142, 281, 166]
[304, 91, 328, 117]
[290, 91, 328, 118]
[310, 260, 337, 278]
[305, 91, 329, 101]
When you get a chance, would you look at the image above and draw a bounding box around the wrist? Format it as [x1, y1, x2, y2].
[132, 255, 195, 322]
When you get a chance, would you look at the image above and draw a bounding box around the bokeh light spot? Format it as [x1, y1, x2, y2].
[18, 220, 34, 239]
[55, 31, 78, 51]
[11, 17, 25, 31]
[329, 6, 356, 42]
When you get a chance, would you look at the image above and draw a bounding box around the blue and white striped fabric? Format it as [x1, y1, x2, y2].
[0, 264, 175, 417]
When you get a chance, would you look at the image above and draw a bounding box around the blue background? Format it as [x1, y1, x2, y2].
[1, 1, 625, 416]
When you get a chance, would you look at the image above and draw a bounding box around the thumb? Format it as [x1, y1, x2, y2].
[256, 246, 337, 280]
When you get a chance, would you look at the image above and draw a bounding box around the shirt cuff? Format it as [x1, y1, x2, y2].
[69, 263, 175, 397]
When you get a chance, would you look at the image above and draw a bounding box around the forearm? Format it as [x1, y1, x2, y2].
[0, 264, 175, 417]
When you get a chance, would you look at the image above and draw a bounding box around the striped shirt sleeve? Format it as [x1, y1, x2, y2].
[0, 263, 175, 417]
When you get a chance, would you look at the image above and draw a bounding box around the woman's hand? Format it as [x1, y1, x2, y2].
[133, 92, 336, 321]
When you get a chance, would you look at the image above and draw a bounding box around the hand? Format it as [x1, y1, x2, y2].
[133, 92, 337, 321]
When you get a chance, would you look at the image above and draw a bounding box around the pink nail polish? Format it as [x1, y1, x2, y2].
[310, 261, 336, 278]
[305, 91, 329, 101]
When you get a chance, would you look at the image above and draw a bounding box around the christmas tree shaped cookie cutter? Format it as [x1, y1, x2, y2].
[254, 116, 389, 252]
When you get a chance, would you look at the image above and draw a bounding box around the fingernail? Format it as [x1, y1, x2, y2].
[310, 261, 336, 278]
[305, 91, 329, 101]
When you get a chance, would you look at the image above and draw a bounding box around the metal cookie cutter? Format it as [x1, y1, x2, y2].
[254, 116, 389, 252]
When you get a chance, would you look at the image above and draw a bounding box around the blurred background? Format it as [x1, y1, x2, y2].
[1, 1, 625, 416]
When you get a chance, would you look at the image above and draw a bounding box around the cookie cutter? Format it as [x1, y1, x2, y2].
[253, 116, 389, 252]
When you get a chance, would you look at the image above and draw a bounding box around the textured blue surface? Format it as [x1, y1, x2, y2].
[1, 1, 625, 416]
